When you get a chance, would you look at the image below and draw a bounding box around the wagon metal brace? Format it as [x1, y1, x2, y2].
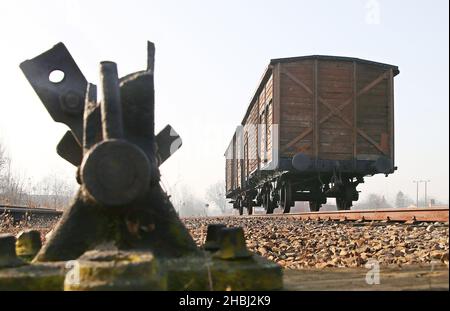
[281, 67, 389, 155]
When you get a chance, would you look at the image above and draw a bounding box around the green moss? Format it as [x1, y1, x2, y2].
[163, 252, 283, 291]
[15, 230, 42, 258]
[0, 262, 66, 291]
[0, 251, 282, 291]
[64, 250, 167, 291]
[17, 255, 35, 263]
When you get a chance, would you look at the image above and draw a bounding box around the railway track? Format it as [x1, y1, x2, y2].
[0, 204, 62, 223]
[2, 204, 448, 223]
[185, 208, 449, 270]
[250, 207, 449, 223]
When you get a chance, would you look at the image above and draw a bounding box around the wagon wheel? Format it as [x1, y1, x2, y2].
[336, 198, 352, 211]
[280, 183, 293, 214]
[309, 201, 321, 212]
[264, 192, 275, 214]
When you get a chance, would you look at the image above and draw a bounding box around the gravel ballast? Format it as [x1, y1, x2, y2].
[183, 216, 449, 269]
[2, 215, 448, 270]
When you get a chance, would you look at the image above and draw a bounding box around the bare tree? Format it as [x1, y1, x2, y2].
[355, 193, 392, 210]
[0, 141, 8, 192]
[0, 142, 27, 205]
[168, 183, 205, 217]
[395, 191, 413, 208]
[33, 173, 76, 209]
[205, 180, 227, 214]
[369, 194, 391, 209]
[0, 141, 6, 174]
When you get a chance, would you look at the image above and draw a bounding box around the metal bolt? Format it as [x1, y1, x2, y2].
[204, 224, 226, 251]
[213, 227, 252, 260]
[0, 234, 24, 268]
[60, 91, 83, 115]
[81, 139, 151, 206]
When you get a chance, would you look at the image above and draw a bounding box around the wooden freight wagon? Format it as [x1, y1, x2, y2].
[225, 56, 399, 214]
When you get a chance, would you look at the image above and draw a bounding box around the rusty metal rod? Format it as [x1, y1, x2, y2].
[147, 41, 155, 73]
[0, 205, 62, 216]
[83, 83, 99, 154]
[99, 61, 123, 140]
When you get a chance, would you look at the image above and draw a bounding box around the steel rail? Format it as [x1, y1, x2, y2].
[250, 207, 449, 223]
[0, 204, 63, 216]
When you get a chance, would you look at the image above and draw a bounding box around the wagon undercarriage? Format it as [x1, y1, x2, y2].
[229, 168, 367, 214]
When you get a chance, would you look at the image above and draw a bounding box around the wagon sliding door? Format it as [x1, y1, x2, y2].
[315, 60, 355, 162]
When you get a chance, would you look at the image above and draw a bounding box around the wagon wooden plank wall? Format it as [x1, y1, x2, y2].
[225, 56, 399, 215]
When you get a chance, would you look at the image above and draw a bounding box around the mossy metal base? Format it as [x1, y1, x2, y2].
[163, 252, 283, 291]
[0, 262, 66, 291]
[34, 186, 198, 263]
[64, 250, 166, 291]
[0, 250, 283, 291]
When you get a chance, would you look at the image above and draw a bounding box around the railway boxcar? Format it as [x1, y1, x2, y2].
[225, 56, 399, 214]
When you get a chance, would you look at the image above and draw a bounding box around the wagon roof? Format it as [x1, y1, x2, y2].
[242, 55, 399, 122]
[270, 55, 399, 75]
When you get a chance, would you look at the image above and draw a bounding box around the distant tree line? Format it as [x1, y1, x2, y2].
[0, 141, 75, 209]
[354, 190, 445, 209]
[3, 139, 445, 214]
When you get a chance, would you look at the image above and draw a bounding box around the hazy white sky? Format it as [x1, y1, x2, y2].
[0, 0, 448, 203]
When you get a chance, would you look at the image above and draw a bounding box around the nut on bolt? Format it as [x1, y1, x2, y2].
[60, 91, 83, 115]
[204, 224, 226, 251]
[16, 230, 42, 260]
[0, 234, 25, 268]
[81, 139, 151, 206]
[213, 227, 252, 260]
